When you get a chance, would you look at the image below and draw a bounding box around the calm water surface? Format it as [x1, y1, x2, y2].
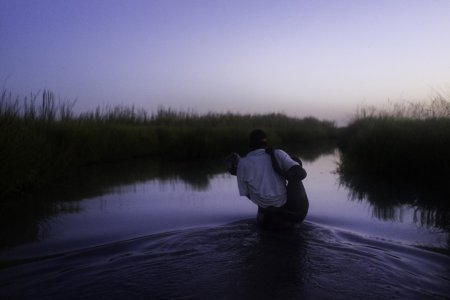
[1, 153, 449, 299]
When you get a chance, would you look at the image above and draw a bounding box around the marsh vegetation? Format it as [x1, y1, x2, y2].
[338, 96, 450, 183]
[1, 94, 449, 299]
[337, 96, 450, 238]
[2, 89, 449, 213]
[0, 90, 335, 201]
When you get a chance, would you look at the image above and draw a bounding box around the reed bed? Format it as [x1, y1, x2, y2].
[0, 90, 336, 201]
[338, 96, 450, 211]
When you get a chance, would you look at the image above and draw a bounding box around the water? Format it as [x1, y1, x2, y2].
[1, 153, 449, 299]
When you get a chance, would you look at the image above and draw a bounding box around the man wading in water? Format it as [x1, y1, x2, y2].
[226, 129, 309, 229]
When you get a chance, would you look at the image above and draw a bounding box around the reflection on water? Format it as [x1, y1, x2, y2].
[337, 151, 450, 250]
[1, 149, 450, 299]
[2, 150, 449, 252]
[283, 140, 336, 163]
[0, 143, 334, 251]
[0, 159, 226, 249]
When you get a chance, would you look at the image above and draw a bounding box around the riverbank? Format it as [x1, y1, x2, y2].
[2, 90, 449, 204]
[337, 97, 450, 236]
[338, 96, 450, 184]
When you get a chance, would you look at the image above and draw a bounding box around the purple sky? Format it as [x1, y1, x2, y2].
[1, 0, 449, 123]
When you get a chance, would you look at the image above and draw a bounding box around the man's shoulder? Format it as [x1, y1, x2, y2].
[274, 149, 300, 166]
[274, 149, 290, 158]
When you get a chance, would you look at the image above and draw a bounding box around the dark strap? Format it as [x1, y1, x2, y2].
[266, 148, 307, 181]
[265, 148, 288, 180]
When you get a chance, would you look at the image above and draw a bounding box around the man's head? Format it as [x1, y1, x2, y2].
[249, 129, 268, 149]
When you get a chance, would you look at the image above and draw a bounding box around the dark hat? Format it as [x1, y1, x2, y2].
[249, 129, 268, 149]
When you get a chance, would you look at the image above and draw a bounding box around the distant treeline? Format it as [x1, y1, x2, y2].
[0, 90, 336, 200]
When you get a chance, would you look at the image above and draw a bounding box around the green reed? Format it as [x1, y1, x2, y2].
[338, 96, 450, 184]
[337, 96, 450, 235]
[0, 90, 336, 201]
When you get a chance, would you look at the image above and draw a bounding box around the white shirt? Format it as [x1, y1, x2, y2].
[237, 148, 299, 208]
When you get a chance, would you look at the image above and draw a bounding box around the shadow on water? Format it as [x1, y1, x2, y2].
[337, 153, 450, 252]
[226, 224, 310, 299]
[0, 158, 225, 250]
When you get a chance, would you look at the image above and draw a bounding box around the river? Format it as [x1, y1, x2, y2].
[0, 152, 448, 299]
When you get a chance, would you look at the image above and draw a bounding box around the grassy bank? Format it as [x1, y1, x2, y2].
[0, 90, 336, 201]
[338, 96, 450, 183]
[338, 97, 450, 225]
[337, 97, 450, 234]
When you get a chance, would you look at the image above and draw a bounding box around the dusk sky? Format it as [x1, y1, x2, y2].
[1, 0, 449, 124]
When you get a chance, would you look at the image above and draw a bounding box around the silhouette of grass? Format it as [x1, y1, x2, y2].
[0, 90, 336, 200]
[338, 96, 450, 182]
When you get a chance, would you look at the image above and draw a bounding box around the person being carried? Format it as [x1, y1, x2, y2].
[226, 129, 309, 229]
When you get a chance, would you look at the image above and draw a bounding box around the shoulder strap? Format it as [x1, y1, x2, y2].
[265, 148, 288, 180]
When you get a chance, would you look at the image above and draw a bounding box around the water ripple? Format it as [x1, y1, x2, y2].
[1, 220, 449, 300]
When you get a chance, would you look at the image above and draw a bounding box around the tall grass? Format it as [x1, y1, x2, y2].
[0, 90, 336, 201]
[338, 96, 450, 182]
[337, 96, 450, 233]
[354, 95, 450, 120]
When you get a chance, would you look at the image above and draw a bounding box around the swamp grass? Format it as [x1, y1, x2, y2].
[337, 96, 450, 234]
[3, 88, 449, 211]
[0, 90, 336, 201]
[338, 96, 450, 183]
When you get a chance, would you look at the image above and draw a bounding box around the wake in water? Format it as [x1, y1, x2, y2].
[1, 220, 449, 300]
